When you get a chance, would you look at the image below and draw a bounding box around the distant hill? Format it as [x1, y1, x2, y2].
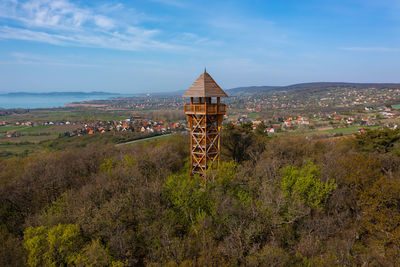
[226, 82, 400, 96]
[0, 91, 119, 97]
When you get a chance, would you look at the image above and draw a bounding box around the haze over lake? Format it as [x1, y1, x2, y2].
[0, 93, 129, 109]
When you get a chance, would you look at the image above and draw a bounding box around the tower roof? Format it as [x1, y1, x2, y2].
[183, 71, 228, 98]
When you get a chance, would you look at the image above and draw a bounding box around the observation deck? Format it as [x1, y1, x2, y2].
[184, 103, 227, 115]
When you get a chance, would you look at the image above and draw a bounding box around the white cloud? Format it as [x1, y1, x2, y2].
[0, 0, 184, 51]
[0, 25, 185, 52]
[15, 0, 93, 29]
[0, 26, 66, 45]
[94, 15, 114, 29]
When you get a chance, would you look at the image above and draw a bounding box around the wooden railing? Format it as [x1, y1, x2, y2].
[184, 104, 227, 114]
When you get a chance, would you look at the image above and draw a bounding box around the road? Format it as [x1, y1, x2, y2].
[115, 133, 173, 147]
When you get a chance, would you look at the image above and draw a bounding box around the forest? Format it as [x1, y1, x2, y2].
[1, 124, 400, 266]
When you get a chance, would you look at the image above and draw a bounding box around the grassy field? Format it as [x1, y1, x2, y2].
[2, 109, 133, 123]
[392, 104, 400, 110]
[321, 125, 379, 134]
[0, 123, 83, 157]
[116, 133, 174, 147]
[247, 113, 259, 119]
[278, 125, 380, 137]
[0, 143, 39, 155]
[0, 125, 52, 133]
[0, 107, 182, 158]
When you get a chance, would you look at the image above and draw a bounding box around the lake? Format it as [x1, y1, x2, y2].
[0, 94, 129, 109]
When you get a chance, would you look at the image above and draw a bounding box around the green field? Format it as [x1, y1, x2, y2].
[0, 143, 41, 157]
[0, 107, 182, 158]
[1, 109, 133, 123]
[0, 125, 52, 133]
[392, 104, 400, 110]
[278, 125, 380, 137]
[116, 133, 175, 147]
[322, 125, 379, 134]
[0, 124, 81, 157]
[247, 113, 259, 119]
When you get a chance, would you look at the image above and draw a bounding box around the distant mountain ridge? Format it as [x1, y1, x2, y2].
[162, 82, 400, 97]
[0, 91, 119, 97]
[3, 82, 400, 98]
[226, 82, 400, 96]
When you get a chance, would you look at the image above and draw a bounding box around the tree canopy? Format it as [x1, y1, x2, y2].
[1, 130, 400, 266]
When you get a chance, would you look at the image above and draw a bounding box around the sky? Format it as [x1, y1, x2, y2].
[0, 0, 400, 93]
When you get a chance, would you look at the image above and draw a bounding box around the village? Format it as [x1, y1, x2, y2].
[1, 115, 185, 139]
[65, 85, 400, 113]
[225, 86, 400, 113]
[1, 85, 400, 153]
[2, 102, 399, 141]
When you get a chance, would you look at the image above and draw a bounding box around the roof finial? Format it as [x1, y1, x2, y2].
[204, 67, 207, 73]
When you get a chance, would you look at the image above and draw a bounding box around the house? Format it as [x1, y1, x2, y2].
[267, 128, 275, 135]
[297, 117, 311, 125]
[284, 120, 292, 127]
[5, 131, 21, 138]
[380, 111, 394, 118]
[346, 117, 354, 124]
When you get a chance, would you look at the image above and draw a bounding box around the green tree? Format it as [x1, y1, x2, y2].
[164, 173, 215, 230]
[24, 224, 83, 267]
[222, 123, 253, 163]
[353, 128, 400, 153]
[74, 239, 113, 267]
[254, 121, 267, 136]
[280, 162, 337, 209]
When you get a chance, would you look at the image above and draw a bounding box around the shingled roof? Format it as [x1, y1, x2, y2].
[183, 71, 228, 98]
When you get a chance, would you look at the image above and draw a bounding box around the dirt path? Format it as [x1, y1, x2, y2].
[115, 133, 173, 147]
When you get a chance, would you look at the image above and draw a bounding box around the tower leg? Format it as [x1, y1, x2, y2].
[186, 113, 223, 183]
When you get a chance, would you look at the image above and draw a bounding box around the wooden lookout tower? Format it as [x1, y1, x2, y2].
[183, 70, 228, 179]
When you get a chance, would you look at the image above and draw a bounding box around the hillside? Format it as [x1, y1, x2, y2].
[227, 82, 400, 96]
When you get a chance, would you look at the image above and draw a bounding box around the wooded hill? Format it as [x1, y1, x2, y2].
[1, 126, 400, 266]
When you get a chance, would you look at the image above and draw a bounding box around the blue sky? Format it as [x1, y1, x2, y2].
[0, 0, 400, 93]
